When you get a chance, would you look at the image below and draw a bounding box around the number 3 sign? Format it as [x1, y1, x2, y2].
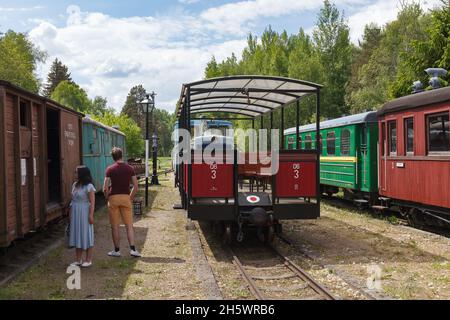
[293, 163, 300, 179]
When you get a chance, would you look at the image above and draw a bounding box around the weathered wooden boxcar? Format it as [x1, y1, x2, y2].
[378, 86, 450, 226]
[0, 81, 83, 247]
[82, 116, 126, 191]
[284, 111, 379, 204]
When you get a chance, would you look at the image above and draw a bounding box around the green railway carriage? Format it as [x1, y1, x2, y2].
[82, 116, 126, 191]
[284, 112, 379, 203]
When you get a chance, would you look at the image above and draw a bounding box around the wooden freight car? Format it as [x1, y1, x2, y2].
[378, 86, 450, 227]
[0, 81, 83, 247]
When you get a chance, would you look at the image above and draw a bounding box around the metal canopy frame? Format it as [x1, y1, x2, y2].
[177, 75, 322, 120]
[176, 75, 323, 214]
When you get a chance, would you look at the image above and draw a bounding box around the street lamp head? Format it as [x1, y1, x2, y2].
[137, 93, 155, 113]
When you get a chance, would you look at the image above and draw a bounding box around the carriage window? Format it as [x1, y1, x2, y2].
[305, 135, 312, 150]
[20, 101, 30, 128]
[388, 121, 397, 155]
[298, 136, 302, 149]
[326, 132, 336, 155]
[381, 122, 386, 156]
[427, 113, 449, 153]
[341, 129, 350, 155]
[405, 118, 414, 154]
[287, 137, 295, 150]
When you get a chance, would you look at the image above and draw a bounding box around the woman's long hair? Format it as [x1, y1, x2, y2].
[76, 166, 93, 187]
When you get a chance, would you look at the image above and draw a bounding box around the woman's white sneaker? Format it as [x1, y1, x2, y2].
[108, 250, 121, 257]
[130, 250, 141, 258]
[81, 261, 92, 268]
[70, 261, 82, 267]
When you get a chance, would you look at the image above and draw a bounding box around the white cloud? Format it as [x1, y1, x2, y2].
[347, 0, 444, 43]
[27, 1, 445, 113]
[200, 0, 368, 36]
[178, 0, 201, 4]
[0, 6, 44, 12]
[29, 6, 247, 112]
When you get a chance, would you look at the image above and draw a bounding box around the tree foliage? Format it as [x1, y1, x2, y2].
[93, 112, 144, 157]
[50, 80, 92, 113]
[203, 1, 352, 123]
[0, 30, 46, 93]
[43, 58, 72, 97]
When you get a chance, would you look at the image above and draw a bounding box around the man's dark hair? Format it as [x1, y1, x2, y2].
[76, 166, 93, 187]
[111, 147, 123, 162]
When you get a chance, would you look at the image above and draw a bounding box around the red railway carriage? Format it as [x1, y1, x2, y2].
[378, 86, 450, 226]
[175, 76, 322, 243]
[0, 81, 83, 247]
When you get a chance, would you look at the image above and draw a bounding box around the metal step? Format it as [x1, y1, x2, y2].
[354, 199, 369, 204]
[378, 197, 391, 201]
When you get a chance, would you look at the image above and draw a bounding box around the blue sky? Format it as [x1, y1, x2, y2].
[0, 0, 442, 112]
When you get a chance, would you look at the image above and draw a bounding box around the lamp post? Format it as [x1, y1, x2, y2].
[151, 102, 160, 186]
[137, 93, 155, 207]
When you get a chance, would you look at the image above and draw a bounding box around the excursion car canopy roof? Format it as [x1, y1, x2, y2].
[378, 86, 450, 116]
[284, 111, 378, 135]
[177, 76, 322, 119]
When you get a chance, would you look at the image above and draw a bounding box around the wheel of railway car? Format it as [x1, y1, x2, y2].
[265, 225, 275, 244]
[407, 208, 424, 229]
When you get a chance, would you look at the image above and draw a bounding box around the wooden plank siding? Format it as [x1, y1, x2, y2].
[13, 96, 23, 237]
[0, 81, 84, 247]
[379, 101, 450, 209]
[0, 88, 7, 246]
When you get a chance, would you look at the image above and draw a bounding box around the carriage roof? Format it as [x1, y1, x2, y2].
[284, 111, 378, 135]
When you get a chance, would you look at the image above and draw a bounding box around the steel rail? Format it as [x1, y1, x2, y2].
[231, 250, 266, 300]
[270, 245, 336, 300]
[229, 244, 336, 300]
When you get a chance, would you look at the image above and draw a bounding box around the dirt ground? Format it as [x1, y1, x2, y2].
[282, 201, 450, 300]
[1, 173, 449, 300]
[0, 174, 204, 300]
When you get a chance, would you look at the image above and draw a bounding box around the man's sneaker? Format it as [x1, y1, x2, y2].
[108, 250, 121, 257]
[130, 250, 141, 258]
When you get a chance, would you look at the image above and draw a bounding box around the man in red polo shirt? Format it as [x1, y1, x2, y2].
[103, 147, 141, 258]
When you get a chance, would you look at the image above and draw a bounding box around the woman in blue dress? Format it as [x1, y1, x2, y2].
[69, 166, 96, 268]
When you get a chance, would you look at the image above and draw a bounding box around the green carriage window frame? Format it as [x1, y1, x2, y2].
[388, 120, 397, 156]
[305, 135, 312, 150]
[427, 112, 450, 154]
[298, 136, 302, 149]
[326, 131, 336, 155]
[341, 129, 351, 156]
[404, 117, 414, 155]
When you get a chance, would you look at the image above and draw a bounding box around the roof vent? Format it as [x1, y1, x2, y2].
[425, 68, 447, 89]
[411, 80, 423, 94]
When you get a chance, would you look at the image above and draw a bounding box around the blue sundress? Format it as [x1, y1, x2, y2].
[69, 183, 96, 250]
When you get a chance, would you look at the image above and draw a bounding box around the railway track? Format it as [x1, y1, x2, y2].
[0, 220, 66, 288]
[276, 233, 388, 300]
[229, 243, 336, 300]
[322, 195, 450, 238]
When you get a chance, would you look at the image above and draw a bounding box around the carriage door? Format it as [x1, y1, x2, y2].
[60, 112, 81, 205]
[361, 125, 368, 188]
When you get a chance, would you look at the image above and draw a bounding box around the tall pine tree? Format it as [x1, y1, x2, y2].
[44, 58, 72, 97]
[121, 85, 148, 137]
